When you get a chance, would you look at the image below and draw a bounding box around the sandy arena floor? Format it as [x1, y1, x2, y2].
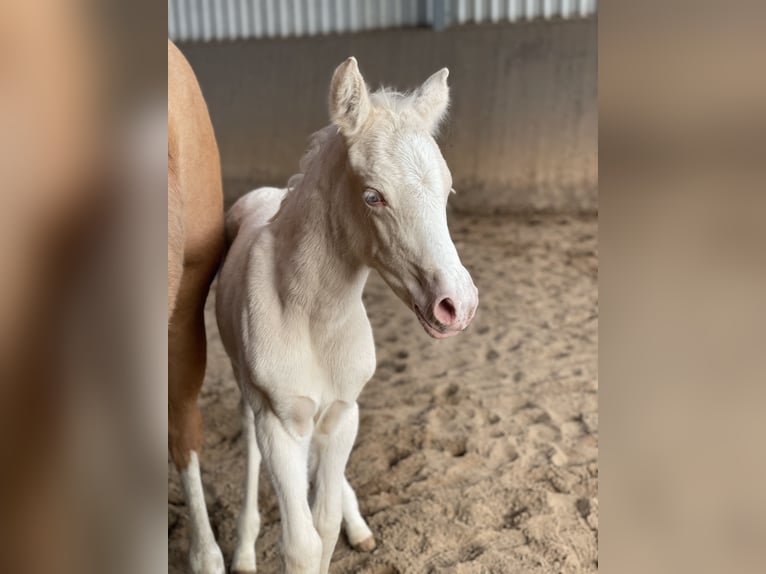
[169, 213, 598, 573]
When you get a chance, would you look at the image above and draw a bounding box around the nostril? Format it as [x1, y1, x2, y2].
[434, 297, 457, 326]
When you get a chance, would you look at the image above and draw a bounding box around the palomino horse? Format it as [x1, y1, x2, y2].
[168, 40, 225, 573]
[217, 57, 478, 573]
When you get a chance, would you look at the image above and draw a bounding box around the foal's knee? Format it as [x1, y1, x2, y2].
[286, 395, 317, 438]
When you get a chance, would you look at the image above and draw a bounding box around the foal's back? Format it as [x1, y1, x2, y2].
[224, 186, 286, 247]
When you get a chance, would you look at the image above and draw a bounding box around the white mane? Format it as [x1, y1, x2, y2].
[286, 124, 338, 191]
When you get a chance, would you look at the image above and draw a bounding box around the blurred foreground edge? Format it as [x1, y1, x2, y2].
[0, 1, 167, 573]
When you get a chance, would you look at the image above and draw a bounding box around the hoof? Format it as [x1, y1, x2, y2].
[231, 571, 256, 574]
[352, 535, 376, 553]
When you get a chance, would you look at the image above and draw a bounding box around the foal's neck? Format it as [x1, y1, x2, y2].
[271, 130, 369, 319]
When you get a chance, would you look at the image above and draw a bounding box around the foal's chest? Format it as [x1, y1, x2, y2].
[308, 316, 377, 398]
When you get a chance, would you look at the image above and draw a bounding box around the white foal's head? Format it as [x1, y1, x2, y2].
[329, 57, 478, 338]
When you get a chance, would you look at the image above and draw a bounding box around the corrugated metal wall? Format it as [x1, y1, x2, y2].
[169, 0, 597, 42]
[179, 18, 598, 213]
[449, 0, 598, 25]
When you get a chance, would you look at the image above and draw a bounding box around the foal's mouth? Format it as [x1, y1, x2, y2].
[413, 305, 460, 339]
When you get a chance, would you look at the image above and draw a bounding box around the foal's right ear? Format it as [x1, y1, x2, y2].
[329, 57, 371, 138]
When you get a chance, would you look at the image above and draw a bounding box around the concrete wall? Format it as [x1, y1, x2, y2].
[179, 18, 597, 213]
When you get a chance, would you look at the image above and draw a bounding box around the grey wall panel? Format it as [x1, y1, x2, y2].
[178, 19, 597, 214]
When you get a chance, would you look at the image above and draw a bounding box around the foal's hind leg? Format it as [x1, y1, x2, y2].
[341, 477, 375, 552]
[169, 298, 224, 574]
[231, 399, 262, 574]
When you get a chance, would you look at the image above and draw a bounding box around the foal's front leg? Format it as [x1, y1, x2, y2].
[311, 401, 360, 573]
[255, 399, 322, 574]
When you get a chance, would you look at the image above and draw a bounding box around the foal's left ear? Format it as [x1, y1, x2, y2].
[413, 68, 450, 134]
[330, 57, 371, 138]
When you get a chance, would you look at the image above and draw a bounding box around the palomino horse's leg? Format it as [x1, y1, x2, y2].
[341, 477, 376, 552]
[255, 402, 322, 574]
[169, 302, 225, 574]
[311, 401, 360, 574]
[231, 399, 262, 574]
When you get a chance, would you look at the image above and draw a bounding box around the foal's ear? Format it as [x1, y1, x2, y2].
[329, 57, 371, 137]
[413, 68, 450, 134]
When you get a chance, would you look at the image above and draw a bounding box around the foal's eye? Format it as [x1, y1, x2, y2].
[363, 188, 386, 207]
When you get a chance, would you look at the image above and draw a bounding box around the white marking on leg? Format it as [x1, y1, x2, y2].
[180, 451, 225, 574]
[256, 407, 322, 573]
[232, 402, 262, 573]
[342, 477, 375, 552]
